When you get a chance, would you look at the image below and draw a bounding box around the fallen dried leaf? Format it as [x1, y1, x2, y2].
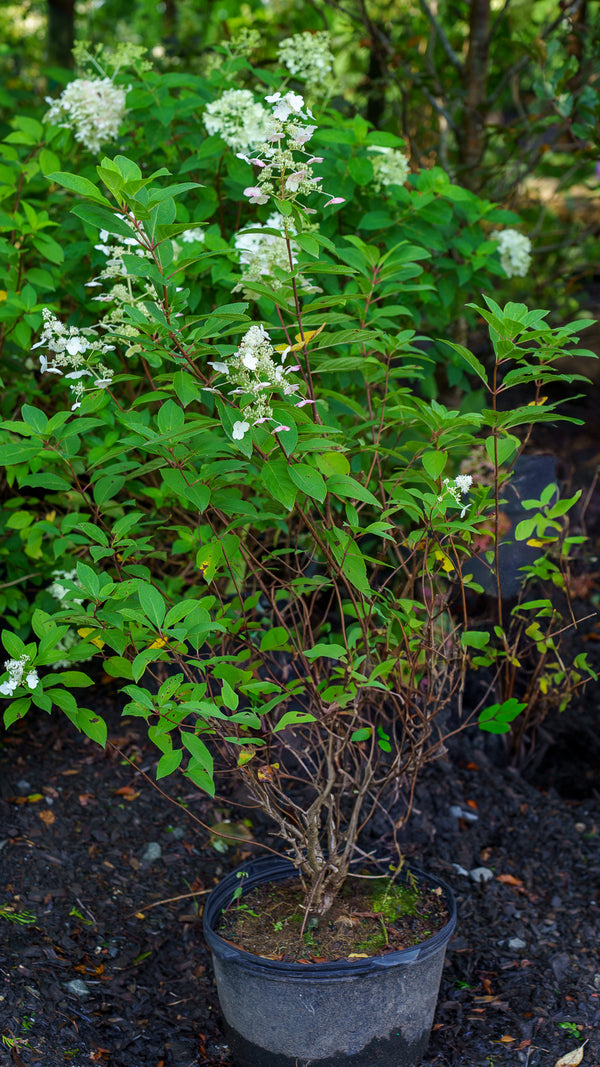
[555, 1042, 588, 1067]
[499, 1035, 516, 1043]
[37, 810, 56, 827]
[497, 873, 524, 887]
[113, 786, 140, 800]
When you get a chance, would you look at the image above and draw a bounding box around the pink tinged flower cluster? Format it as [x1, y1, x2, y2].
[236, 90, 345, 213]
[45, 77, 128, 153]
[208, 324, 310, 441]
[33, 308, 115, 410]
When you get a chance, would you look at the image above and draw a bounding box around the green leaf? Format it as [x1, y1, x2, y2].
[461, 631, 491, 650]
[261, 458, 297, 510]
[70, 202, 140, 240]
[156, 748, 183, 779]
[305, 643, 347, 660]
[104, 656, 134, 680]
[157, 399, 185, 435]
[3, 698, 31, 728]
[422, 451, 447, 480]
[138, 583, 166, 627]
[260, 627, 292, 652]
[351, 727, 373, 742]
[288, 463, 327, 502]
[478, 699, 526, 734]
[348, 156, 374, 186]
[76, 562, 100, 598]
[161, 468, 210, 511]
[182, 732, 214, 775]
[484, 434, 520, 467]
[0, 442, 41, 465]
[273, 710, 317, 732]
[443, 341, 488, 385]
[21, 404, 48, 433]
[315, 452, 350, 477]
[2, 630, 26, 659]
[326, 473, 381, 508]
[221, 679, 239, 711]
[47, 172, 111, 205]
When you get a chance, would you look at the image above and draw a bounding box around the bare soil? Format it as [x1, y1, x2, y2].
[215, 872, 449, 963]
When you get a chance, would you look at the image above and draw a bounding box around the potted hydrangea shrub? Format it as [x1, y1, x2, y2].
[1, 52, 596, 1067]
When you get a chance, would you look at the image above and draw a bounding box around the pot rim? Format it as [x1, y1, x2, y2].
[203, 855, 457, 978]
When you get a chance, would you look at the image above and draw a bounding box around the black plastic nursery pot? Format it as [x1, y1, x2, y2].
[203, 856, 456, 1067]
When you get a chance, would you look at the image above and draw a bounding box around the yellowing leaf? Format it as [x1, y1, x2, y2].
[0, 290, 7, 302]
[274, 324, 325, 353]
[77, 627, 105, 649]
[526, 537, 557, 547]
[257, 763, 280, 781]
[527, 397, 548, 406]
[237, 750, 256, 767]
[434, 549, 455, 573]
[348, 953, 369, 959]
[149, 636, 168, 649]
[555, 1042, 587, 1067]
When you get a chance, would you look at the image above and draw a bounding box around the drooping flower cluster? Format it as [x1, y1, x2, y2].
[490, 229, 532, 278]
[234, 213, 318, 299]
[368, 146, 410, 192]
[204, 89, 270, 153]
[0, 656, 39, 697]
[86, 218, 155, 345]
[32, 308, 115, 410]
[45, 77, 128, 153]
[209, 324, 308, 441]
[438, 475, 473, 517]
[276, 31, 334, 90]
[237, 90, 344, 211]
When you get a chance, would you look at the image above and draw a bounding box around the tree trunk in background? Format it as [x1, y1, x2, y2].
[47, 0, 76, 68]
[458, 0, 490, 186]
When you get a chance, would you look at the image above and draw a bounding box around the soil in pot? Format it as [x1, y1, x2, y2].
[216, 870, 449, 963]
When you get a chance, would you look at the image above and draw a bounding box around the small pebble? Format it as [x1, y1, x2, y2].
[140, 842, 162, 864]
[508, 937, 527, 950]
[449, 805, 478, 822]
[469, 867, 494, 883]
[16, 778, 31, 793]
[66, 979, 90, 997]
[170, 827, 186, 840]
[452, 864, 469, 877]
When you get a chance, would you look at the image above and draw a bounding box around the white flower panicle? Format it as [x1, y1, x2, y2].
[32, 308, 115, 410]
[277, 31, 334, 90]
[234, 90, 344, 212]
[234, 213, 318, 299]
[45, 77, 128, 153]
[208, 324, 308, 441]
[439, 475, 473, 518]
[368, 146, 410, 192]
[454, 475, 473, 495]
[204, 89, 270, 153]
[0, 656, 39, 697]
[490, 229, 532, 278]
